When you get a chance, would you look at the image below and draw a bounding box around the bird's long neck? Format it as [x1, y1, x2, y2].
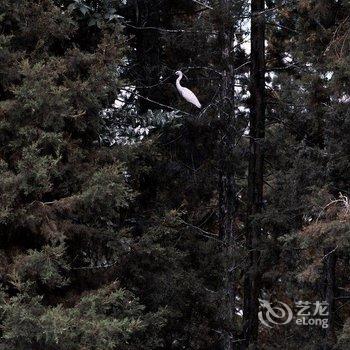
[176, 74, 183, 90]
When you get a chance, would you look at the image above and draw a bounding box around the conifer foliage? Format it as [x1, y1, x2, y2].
[0, 1, 166, 349]
[0, 0, 350, 349]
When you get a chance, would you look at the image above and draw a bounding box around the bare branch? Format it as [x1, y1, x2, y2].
[321, 246, 338, 262]
[191, 0, 214, 10]
[72, 260, 119, 270]
[124, 23, 205, 34]
[178, 218, 225, 245]
[121, 88, 193, 116]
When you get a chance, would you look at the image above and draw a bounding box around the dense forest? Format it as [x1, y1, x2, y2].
[0, 0, 349, 349]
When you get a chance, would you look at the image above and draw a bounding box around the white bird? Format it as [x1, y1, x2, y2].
[175, 71, 201, 108]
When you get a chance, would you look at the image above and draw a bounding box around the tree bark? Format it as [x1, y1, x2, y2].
[243, 0, 266, 348]
[217, 1, 238, 349]
[133, 0, 161, 113]
[323, 247, 337, 349]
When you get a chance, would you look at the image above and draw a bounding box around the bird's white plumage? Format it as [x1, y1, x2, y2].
[175, 71, 201, 108]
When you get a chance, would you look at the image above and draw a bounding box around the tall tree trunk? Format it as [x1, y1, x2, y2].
[323, 247, 337, 349]
[217, 1, 238, 349]
[243, 0, 266, 348]
[133, 0, 161, 113]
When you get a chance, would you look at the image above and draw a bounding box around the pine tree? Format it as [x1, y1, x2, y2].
[256, 0, 350, 348]
[243, 0, 266, 347]
[0, 1, 167, 349]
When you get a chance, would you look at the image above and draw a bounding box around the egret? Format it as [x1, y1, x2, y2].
[175, 71, 202, 108]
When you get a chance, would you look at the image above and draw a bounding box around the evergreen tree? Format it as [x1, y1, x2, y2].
[0, 1, 167, 348]
[1, 0, 349, 349]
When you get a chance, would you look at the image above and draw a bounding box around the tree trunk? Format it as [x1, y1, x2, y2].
[133, 0, 161, 113]
[243, 0, 266, 348]
[323, 247, 337, 349]
[217, 1, 238, 349]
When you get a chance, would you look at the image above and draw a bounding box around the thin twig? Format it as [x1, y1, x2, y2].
[120, 88, 192, 116]
[234, 60, 251, 72]
[178, 218, 225, 245]
[183, 66, 223, 76]
[191, 0, 213, 10]
[321, 246, 338, 262]
[124, 23, 206, 34]
[71, 260, 119, 270]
